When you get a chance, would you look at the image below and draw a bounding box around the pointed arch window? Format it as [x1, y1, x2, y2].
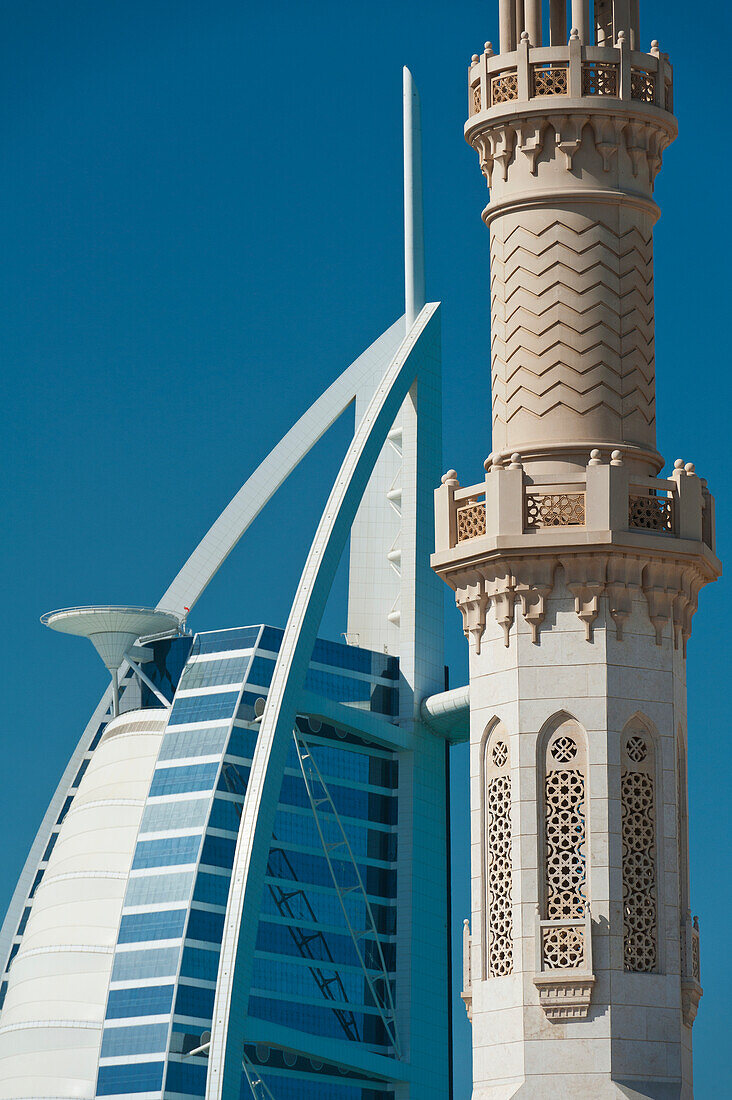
[542, 720, 589, 969]
[484, 725, 512, 977]
[621, 722, 658, 973]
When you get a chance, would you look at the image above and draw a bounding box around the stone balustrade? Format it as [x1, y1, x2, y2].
[435, 452, 714, 554]
[468, 34, 672, 117]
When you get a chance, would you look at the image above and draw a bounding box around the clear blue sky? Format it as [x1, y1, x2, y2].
[0, 2, 729, 1095]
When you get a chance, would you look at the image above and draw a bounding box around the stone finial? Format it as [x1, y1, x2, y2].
[610, 450, 623, 466]
[588, 449, 602, 467]
[484, 42, 494, 57]
[674, 459, 684, 470]
[685, 462, 696, 475]
[650, 40, 661, 56]
[442, 469, 460, 488]
[508, 453, 522, 470]
[520, 30, 530, 44]
[471, 54, 480, 65]
[569, 27, 579, 41]
[616, 29, 626, 45]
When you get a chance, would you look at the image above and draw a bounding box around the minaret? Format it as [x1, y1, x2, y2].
[432, 3, 720, 1097]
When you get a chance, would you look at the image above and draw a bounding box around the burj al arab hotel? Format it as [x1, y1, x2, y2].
[0, 70, 462, 1100]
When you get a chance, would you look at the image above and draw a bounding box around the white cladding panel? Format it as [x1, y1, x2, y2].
[0, 709, 165, 1099]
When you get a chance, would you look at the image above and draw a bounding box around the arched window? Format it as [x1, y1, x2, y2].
[621, 721, 658, 973]
[542, 718, 588, 969]
[484, 724, 512, 977]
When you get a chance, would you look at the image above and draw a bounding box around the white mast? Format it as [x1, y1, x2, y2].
[403, 66, 425, 330]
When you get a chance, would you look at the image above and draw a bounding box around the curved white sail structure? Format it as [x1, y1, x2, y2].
[0, 68, 458, 1100]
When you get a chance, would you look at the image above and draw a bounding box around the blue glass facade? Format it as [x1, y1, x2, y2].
[95, 625, 404, 1099]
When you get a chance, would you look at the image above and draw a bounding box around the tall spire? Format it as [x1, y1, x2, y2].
[403, 67, 425, 330]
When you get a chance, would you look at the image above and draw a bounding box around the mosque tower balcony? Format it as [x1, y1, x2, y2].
[465, 1, 676, 478]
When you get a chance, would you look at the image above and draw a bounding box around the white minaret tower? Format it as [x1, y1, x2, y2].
[432, 2, 720, 1097]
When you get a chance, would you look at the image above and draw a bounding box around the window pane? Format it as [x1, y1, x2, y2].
[106, 985, 174, 1019]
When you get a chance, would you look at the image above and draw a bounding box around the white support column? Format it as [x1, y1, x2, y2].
[549, 0, 567, 45]
[630, 0, 640, 49]
[525, 0, 542, 46]
[499, 0, 514, 53]
[514, 0, 525, 41]
[571, 0, 590, 42]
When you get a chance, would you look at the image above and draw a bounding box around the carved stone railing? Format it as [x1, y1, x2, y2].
[435, 454, 711, 554]
[534, 910, 595, 1020]
[628, 490, 675, 533]
[526, 491, 585, 529]
[456, 497, 487, 542]
[468, 37, 673, 117]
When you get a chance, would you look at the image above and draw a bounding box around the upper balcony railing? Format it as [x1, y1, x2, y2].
[435, 451, 715, 556]
[467, 35, 673, 118]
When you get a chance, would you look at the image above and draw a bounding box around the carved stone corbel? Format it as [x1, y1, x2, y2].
[625, 120, 649, 178]
[590, 116, 621, 172]
[564, 554, 607, 641]
[641, 559, 678, 645]
[552, 115, 587, 169]
[472, 134, 494, 186]
[491, 126, 515, 182]
[481, 561, 515, 646]
[517, 118, 547, 175]
[453, 568, 488, 654]
[677, 567, 704, 656]
[513, 556, 558, 643]
[606, 554, 644, 640]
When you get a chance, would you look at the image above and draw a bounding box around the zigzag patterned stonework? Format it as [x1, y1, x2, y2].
[489, 209, 656, 454]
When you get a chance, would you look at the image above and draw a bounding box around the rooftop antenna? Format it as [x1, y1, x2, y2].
[403, 66, 425, 331]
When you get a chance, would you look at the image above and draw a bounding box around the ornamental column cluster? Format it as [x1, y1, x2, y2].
[433, 2, 720, 1097]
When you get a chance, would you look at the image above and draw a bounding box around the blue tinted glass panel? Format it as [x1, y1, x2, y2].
[186, 908, 225, 943]
[141, 798, 209, 833]
[72, 759, 90, 787]
[42, 834, 58, 861]
[175, 982, 216, 1020]
[200, 835, 236, 868]
[132, 834, 202, 869]
[96, 1062, 165, 1095]
[139, 635, 193, 707]
[227, 726, 258, 759]
[165, 1059, 208, 1095]
[111, 946, 180, 981]
[248, 996, 391, 1046]
[89, 723, 106, 750]
[256, 920, 395, 971]
[258, 626, 283, 652]
[246, 656, 275, 688]
[192, 627, 260, 655]
[118, 909, 186, 944]
[56, 795, 74, 824]
[169, 692, 240, 726]
[149, 762, 220, 796]
[180, 946, 220, 982]
[193, 871, 231, 907]
[158, 726, 229, 760]
[125, 870, 194, 907]
[208, 797, 242, 832]
[179, 655, 251, 690]
[100, 1022, 168, 1057]
[106, 984, 174, 1019]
